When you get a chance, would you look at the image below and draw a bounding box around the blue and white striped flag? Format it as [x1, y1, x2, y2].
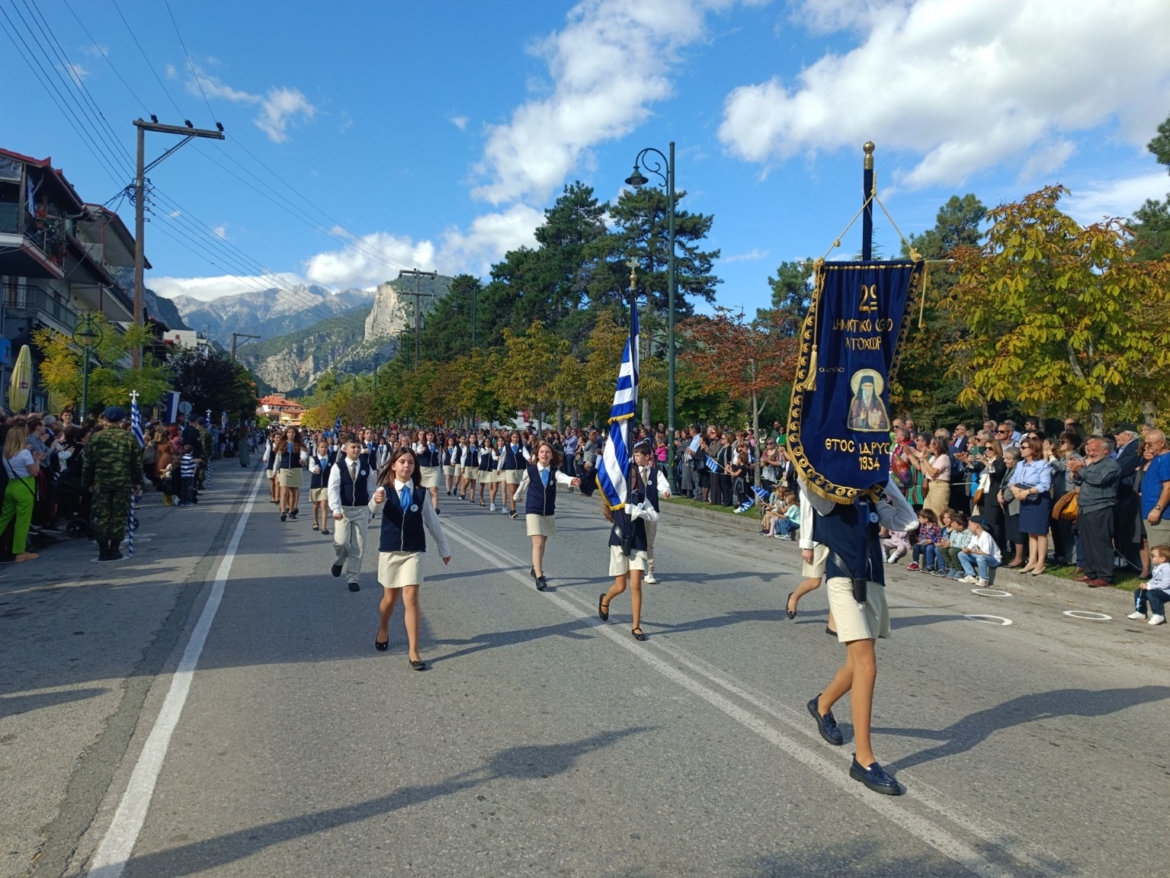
[597, 305, 639, 510]
[735, 486, 772, 515]
[130, 391, 144, 449]
[129, 391, 143, 558]
[706, 453, 722, 473]
[753, 485, 770, 502]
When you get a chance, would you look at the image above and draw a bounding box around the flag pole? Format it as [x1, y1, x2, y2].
[623, 259, 638, 555]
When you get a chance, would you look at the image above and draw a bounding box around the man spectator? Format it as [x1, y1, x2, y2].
[952, 424, 970, 454]
[904, 418, 916, 434]
[995, 422, 1018, 450]
[562, 427, 579, 478]
[1023, 417, 1040, 435]
[1113, 423, 1143, 571]
[1141, 429, 1170, 551]
[1004, 419, 1023, 446]
[1068, 437, 1121, 587]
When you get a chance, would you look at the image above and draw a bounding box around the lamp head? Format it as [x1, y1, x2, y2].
[77, 322, 96, 348]
[625, 165, 649, 188]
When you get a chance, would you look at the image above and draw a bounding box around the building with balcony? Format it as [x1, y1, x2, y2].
[257, 394, 305, 425]
[0, 148, 148, 411]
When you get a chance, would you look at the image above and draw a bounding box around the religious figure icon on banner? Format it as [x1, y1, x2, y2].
[847, 369, 891, 432]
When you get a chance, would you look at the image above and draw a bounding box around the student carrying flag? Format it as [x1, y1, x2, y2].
[597, 270, 657, 641]
[127, 391, 144, 557]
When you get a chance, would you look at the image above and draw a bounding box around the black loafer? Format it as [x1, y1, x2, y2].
[410, 659, 426, 671]
[375, 639, 388, 652]
[785, 591, 796, 620]
[530, 567, 537, 580]
[536, 575, 548, 591]
[280, 512, 287, 522]
[807, 696, 844, 746]
[331, 563, 342, 578]
[825, 627, 837, 637]
[631, 627, 647, 641]
[598, 594, 609, 621]
[347, 581, 360, 592]
[849, 757, 904, 795]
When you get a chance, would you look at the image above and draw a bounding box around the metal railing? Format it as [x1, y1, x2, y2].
[2, 283, 78, 332]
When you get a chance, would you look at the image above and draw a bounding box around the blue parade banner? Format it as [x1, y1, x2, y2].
[787, 260, 924, 504]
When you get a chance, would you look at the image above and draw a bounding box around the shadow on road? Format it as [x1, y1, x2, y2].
[0, 686, 108, 720]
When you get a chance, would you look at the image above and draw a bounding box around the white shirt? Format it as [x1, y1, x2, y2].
[965, 529, 1002, 563]
[513, 463, 577, 504]
[327, 455, 377, 513]
[805, 474, 921, 536]
[3, 449, 37, 479]
[371, 478, 451, 557]
[641, 465, 671, 499]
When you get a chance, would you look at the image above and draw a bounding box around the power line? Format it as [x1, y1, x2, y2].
[109, 0, 186, 119]
[162, 0, 215, 124]
[61, 0, 150, 113]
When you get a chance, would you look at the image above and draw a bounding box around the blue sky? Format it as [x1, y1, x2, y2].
[4, 0, 1169, 317]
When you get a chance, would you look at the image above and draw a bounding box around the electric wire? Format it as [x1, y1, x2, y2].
[162, 0, 215, 124]
[109, 0, 186, 119]
[62, 0, 151, 113]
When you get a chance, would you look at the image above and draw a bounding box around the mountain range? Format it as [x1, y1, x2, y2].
[165, 284, 376, 346]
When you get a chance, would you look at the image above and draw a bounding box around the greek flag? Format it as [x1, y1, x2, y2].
[597, 305, 639, 510]
[130, 393, 144, 448]
[162, 391, 180, 425]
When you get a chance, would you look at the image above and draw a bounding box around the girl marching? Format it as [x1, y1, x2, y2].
[416, 429, 443, 514]
[476, 436, 495, 507]
[500, 431, 528, 519]
[459, 435, 479, 501]
[309, 432, 337, 535]
[512, 440, 581, 590]
[370, 447, 451, 670]
[597, 465, 657, 641]
[443, 436, 459, 496]
[273, 426, 309, 521]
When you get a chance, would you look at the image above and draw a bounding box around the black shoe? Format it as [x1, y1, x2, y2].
[825, 627, 837, 637]
[348, 581, 360, 592]
[321, 529, 329, 535]
[97, 540, 110, 562]
[536, 575, 548, 591]
[785, 592, 796, 620]
[331, 562, 342, 578]
[599, 594, 609, 621]
[289, 508, 298, 519]
[808, 696, 844, 746]
[280, 512, 287, 522]
[509, 510, 518, 520]
[530, 566, 537, 580]
[375, 638, 388, 651]
[849, 757, 904, 795]
[631, 627, 647, 642]
[410, 659, 426, 671]
[435, 508, 441, 515]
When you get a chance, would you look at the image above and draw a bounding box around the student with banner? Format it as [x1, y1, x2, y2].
[789, 257, 925, 796]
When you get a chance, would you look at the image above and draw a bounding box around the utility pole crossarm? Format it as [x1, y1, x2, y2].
[231, 332, 262, 359]
[397, 269, 439, 368]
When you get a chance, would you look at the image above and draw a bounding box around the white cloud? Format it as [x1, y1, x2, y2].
[183, 64, 316, 143]
[719, 0, 1170, 188]
[303, 231, 436, 289]
[472, 0, 758, 206]
[81, 43, 109, 58]
[212, 225, 227, 240]
[61, 62, 89, 87]
[1064, 172, 1170, 225]
[150, 273, 304, 302]
[165, 63, 178, 80]
[449, 115, 469, 130]
[723, 247, 769, 262]
[439, 204, 544, 275]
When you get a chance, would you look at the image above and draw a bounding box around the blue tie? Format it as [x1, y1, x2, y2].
[540, 468, 549, 487]
[400, 486, 411, 510]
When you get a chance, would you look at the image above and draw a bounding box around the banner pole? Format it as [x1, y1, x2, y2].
[862, 141, 875, 260]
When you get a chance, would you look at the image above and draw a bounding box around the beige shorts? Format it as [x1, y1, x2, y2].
[609, 545, 649, 577]
[378, 551, 423, 590]
[309, 487, 327, 502]
[826, 576, 890, 643]
[1144, 517, 1170, 546]
[267, 469, 276, 479]
[420, 466, 440, 488]
[277, 469, 302, 489]
[802, 543, 830, 579]
[443, 465, 455, 476]
[526, 514, 556, 537]
[490, 470, 503, 484]
[505, 470, 523, 485]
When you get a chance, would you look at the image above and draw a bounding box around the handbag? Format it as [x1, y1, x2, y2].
[1052, 489, 1079, 521]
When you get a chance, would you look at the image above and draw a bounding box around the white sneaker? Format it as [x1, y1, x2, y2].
[1128, 611, 1147, 620]
[490, 503, 496, 512]
[886, 552, 897, 563]
[976, 578, 988, 588]
[1150, 615, 1166, 626]
[961, 575, 977, 584]
[645, 571, 658, 584]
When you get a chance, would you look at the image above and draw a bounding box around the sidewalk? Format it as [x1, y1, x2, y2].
[0, 462, 259, 878]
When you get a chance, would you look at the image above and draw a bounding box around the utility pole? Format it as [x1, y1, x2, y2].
[397, 269, 438, 368]
[134, 118, 225, 368]
[231, 332, 261, 360]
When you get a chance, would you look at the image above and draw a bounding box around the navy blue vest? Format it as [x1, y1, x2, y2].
[525, 463, 557, 516]
[445, 446, 459, 466]
[503, 445, 525, 470]
[336, 456, 372, 507]
[310, 449, 337, 490]
[278, 446, 300, 470]
[466, 447, 479, 469]
[478, 448, 494, 472]
[607, 505, 648, 551]
[418, 445, 441, 467]
[641, 467, 660, 512]
[379, 484, 427, 552]
[812, 499, 886, 586]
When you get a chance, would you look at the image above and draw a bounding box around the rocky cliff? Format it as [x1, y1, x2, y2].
[364, 274, 453, 342]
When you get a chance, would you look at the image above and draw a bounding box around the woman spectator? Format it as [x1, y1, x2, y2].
[0, 423, 41, 562]
[716, 431, 735, 507]
[1009, 437, 1053, 575]
[760, 439, 781, 493]
[155, 429, 176, 507]
[969, 438, 1007, 556]
[908, 434, 951, 517]
[1000, 447, 1026, 568]
[1047, 432, 1082, 566]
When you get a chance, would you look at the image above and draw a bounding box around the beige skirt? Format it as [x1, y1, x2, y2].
[420, 466, 440, 488]
[309, 487, 327, 502]
[924, 479, 950, 517]
[802, 543, 830, 579]
[526, 514, 556, 537]
[827, 576, 890, 642]
[488, 469, 503, 484]
[453, 465, 464, 479]
[609, 545, 649, 576]
[378, 551, 423, 589]
[443, 465, 455, 476]
[504, 469, 523, 485]
[277, 468, 302, 489]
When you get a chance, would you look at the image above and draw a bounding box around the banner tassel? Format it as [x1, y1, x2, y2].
[802, 345, 819, 391]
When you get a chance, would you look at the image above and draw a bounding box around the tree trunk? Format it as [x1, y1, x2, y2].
[557, 401, 565, 431]
[1143, 400, 1156, 427]
[642, 396, 651, 429]
[1090, 400, 1105, 436]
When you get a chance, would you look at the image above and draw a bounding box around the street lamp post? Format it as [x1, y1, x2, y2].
[625, 141, 677, 492]
[72, 313, 103, 417]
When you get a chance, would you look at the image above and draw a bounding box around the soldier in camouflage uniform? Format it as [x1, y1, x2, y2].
[82, 406, 144, 561]
[197, 417, 213, 489]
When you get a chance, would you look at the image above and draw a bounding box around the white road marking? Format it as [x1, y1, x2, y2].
[964, 614, 1013, 626]
[86, 472, 265, 878]
[1063, 610, 1112, 622]
[443, 520, 1029, 878]
[972, 588, 1013, 597]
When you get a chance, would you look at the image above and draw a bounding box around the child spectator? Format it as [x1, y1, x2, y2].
[772, 493, 801, 540]
[759, 488, 788, 536]
[880, 526, 910, 563]
[957, 516, 1003, 586]
[1131, 544, 1170, 625]
[908, 509, 942, 572]
[941, 511, 972, 579]
[179, 445, 199, 507]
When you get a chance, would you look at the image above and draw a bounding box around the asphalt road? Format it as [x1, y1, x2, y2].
[4, 463, 1168, 877]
